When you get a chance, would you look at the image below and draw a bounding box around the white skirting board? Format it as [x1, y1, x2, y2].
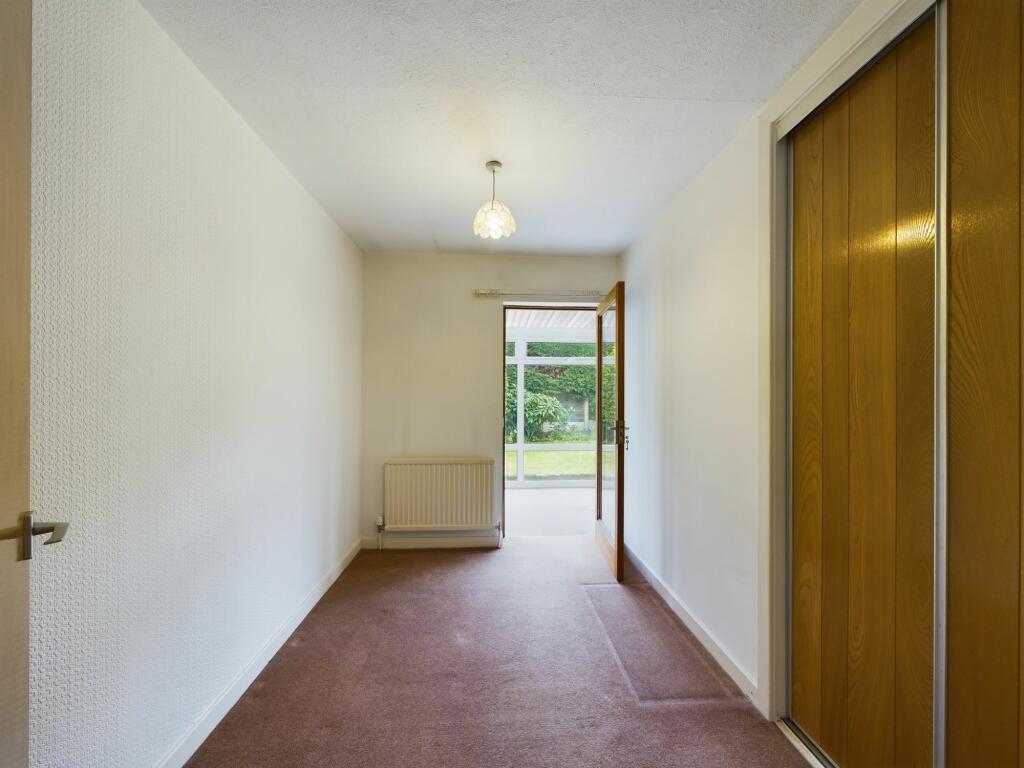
[624, 544, 760, 709]
[361, 533, 500, 550]
[154, 537, 364, 768]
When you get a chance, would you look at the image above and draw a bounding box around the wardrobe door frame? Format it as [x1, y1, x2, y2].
[770, 1, 947, 765]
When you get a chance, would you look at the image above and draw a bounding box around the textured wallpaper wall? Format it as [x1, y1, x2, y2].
[28, 1, 363, 766]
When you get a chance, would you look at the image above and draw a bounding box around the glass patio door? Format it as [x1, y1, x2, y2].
[596, 282, 625, 581]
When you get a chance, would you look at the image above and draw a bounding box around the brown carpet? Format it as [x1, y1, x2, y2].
[187, 536, 805, 768]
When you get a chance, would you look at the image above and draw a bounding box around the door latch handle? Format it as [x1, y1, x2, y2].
[615, 422, 629, 447]
[18, 513, 70, 561]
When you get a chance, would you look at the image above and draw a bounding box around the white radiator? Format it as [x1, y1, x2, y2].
[383, 457, 496, 532]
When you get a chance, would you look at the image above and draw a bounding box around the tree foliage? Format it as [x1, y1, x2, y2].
[525, 342, 614, 358]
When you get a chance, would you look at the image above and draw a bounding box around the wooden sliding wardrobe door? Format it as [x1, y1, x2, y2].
[791, 15, 934, 768]
[946, 0, 1023, 764]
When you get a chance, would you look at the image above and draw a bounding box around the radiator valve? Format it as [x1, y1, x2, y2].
[375, 516, 385, 533]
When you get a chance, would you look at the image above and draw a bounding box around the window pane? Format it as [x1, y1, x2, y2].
[526, 341, 595, 357]
[523, 365, 596, 442]
[599, 308, 617, 536]
[505, 450, 517, 480]
[504, 364, 517, 443]
[505, 341, 514, 356]
[602, 447, 616, 476]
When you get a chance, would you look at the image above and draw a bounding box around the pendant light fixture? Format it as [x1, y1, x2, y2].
[473, 160, 516, 240]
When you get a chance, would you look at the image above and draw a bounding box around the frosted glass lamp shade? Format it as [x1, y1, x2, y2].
[473, 200, 516, 240]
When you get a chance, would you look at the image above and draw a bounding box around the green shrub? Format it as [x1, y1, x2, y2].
[523, 393, 569, 441]
[504, 365, 517, 442]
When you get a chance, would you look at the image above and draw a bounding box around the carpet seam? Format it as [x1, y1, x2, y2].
[582, 584, 741, 706]
[580, 584, 644, 705]
[584, 583, 740, 701]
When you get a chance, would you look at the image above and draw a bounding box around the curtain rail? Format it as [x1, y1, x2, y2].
[474, 288, 604, 298]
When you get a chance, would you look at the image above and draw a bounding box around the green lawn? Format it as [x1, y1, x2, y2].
[526, 450, 595, 479]
[504, 449, 616, 480]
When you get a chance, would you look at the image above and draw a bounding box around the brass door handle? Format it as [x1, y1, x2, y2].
[18, 513, 69, 561]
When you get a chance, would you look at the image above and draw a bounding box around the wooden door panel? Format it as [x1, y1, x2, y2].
[847, 50, 898, 768]
[790, 15, 934, 767]
[0, 0, 32, 764]
[894, 17, 935, 768]
[820, 90, 850, 767]
[947, 0, 1022, 764]
[791, 112, 824, 742]
[596, 282, 624, 582]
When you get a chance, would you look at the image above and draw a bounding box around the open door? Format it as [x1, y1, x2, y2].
[595, 282, 625, 581]
[0, 1, 32, 764]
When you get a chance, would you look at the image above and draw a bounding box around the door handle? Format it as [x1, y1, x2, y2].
[614, 422, 629, 447]
[18, 513, 69, 561]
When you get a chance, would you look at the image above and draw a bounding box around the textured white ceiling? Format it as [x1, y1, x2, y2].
[140, 0, 858, 255]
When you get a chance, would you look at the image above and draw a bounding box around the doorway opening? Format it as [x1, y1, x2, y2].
[502, 283, 625, 581]
[503, 306, 599, 537]
[501, 282, 622, 581]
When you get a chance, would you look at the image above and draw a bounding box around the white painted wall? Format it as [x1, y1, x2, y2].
[623, 120, 762, 693]
[360, 252, 620, 542]
[28, 1, 363, 766]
